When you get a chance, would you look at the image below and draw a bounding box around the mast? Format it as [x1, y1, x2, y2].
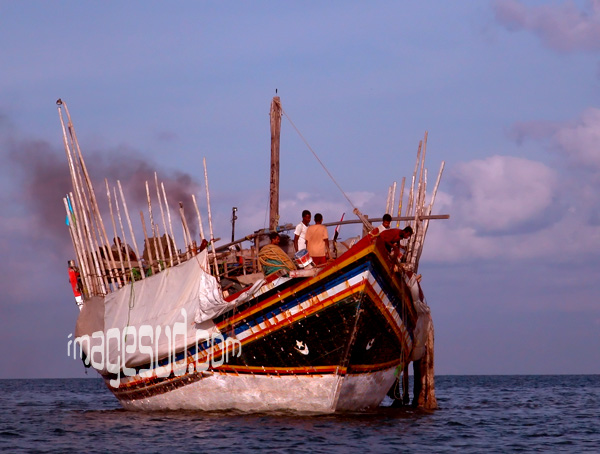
[269, 96, 282, 231]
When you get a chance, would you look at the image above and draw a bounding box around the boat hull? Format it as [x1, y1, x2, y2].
[118, 367, 398, 412]
[99, 237, 419, 412]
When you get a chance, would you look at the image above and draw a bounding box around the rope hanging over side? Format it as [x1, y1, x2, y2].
[280, 108, 357, 211]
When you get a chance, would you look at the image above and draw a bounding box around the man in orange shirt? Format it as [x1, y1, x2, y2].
[305, 213, 330, 265]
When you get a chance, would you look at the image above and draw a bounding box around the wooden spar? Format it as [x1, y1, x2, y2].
[418, 132, 428, 214]
[203, 157, 220, 280]
[408, 132, 428, 269]
[57, 105, 103, 294]
[154, 224, 166, 268]
[64, 197, 91, 297]
[65, 193, 89, 294]
[161, 182, 181, 265]
[389, 181, 397, 216]
[352, 207, 373, 231]
[64, 101, 118, 290]
[74, 168, 107, 294]
[155, 173, 174, 268]
[385, 185, 392, 214]
[140, 211, 154, 273]
[415, 161, 445, 269]
[214, 214, 449, 252]
[145, 181, 162, 271]
[405, 140, 422, 225]
[396, 177, 406, 228]
[178, 202, 192, 260]
[106, 180, 126, 283]
[114, 187, 134, 278]
[69, 191, 96, 294]
[269, 96, 282, 231]
[409, 168, 427, 269]
[191, 194, 206, 242]
[117, 180, 144, 279]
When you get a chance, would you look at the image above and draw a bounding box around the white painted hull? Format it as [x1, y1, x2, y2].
[118, 367, 398, 413]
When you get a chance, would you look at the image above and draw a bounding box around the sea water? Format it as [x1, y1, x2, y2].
[1, 375, 598, 453]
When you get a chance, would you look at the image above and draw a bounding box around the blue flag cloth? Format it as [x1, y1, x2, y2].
[65, 195, 75, 226]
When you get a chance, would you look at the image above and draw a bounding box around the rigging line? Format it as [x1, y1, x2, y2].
[280, 108, 357, 211]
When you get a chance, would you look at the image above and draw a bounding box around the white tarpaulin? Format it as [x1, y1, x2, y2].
[76, 251, 238, 373]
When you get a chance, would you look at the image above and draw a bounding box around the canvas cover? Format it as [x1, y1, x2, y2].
[75, 250, 237, 373]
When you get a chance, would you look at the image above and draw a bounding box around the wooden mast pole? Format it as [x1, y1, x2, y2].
[161, 182, 181, 265]
[155, 173, 174, 268]
[203, 157, 220, 280]
[269, 96, 282, 231]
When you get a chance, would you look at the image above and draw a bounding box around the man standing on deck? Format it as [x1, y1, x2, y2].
[305, 213, 330, 265]
[372, 213, 392, 234]
[294, 209, 311, 252]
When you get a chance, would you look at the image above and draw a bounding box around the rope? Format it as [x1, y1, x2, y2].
[281, 108, 357, 211]
[124, 274, 135, 342]
[258, 244, 296, 273]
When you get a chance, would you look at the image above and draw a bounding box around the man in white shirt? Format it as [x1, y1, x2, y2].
[294, 210, 311, 252]
[373, 213, 392, 234]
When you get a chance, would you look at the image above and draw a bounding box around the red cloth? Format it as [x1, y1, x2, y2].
[68, 268, 81, 297]
[312, 256, 327, 266]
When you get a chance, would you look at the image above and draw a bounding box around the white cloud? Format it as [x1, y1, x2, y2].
[494, 0, 600, 53]
[448, 155, 557, 232]
[511, 107, 600, 170]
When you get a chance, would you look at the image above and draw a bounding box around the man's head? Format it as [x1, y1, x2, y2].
[302, 210, 311, 226]
[402, 226, 413, 239]
[314, 213, 323, 224]
[382, 213, 392, 229]
[269, 231, 281, 244]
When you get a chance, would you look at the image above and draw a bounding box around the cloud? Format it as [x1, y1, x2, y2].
[446, 155, 558, 233]
[493, 0, 600, 53]
[554, 107, 600, 168]
[511, 107, 600, 170]
[423, 107, 600, 265]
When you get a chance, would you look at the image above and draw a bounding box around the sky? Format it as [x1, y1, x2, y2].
[0, 0, 599, 378]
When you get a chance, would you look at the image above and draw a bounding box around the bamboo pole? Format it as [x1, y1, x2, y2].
[396, 177, 406, 228]
[408, 132, 428, 268]
[415, 161, 445, 269]
[118, 180, 144, 279]
[140, 211, 154, 274]
[114, 187, 134, 280]
[155, 174, 174, 267]
[409, 168, 427, 269]
[178, 202, 192, 260]
[161, 182, 181, 265]
[106, 179, 126, 284]
[64, 101, 112, 292]
[405, 140, 422, 225]
[385, 184, 393, 214]
[203, 157, 220, 281]
[65, 193, 89, 294]
[58, 105, 102, 294]
[64, 197, 91, 297]
[145, 181, 162, 271]
[389, 181, 397, 216]
[191, 194, 206, 241]
[69, 191, 96, 295]
[154, 223, 166, 268]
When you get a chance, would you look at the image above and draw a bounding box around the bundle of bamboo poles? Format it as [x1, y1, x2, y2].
[57, 100, 220, 299]
[383, 131, 445, 273]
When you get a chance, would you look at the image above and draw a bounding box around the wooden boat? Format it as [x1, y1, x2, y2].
[60, 97, 445, 412]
